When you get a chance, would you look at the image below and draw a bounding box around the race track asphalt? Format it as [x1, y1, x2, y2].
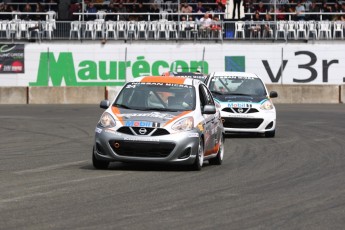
[1, 104, 345, 230]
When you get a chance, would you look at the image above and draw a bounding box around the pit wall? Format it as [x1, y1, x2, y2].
[1, 85, 344, 104]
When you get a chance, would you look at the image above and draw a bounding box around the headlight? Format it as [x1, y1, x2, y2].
[99, 112, 116, 128]
[172, 117, 194, 131]
[260, 100, 274, 110]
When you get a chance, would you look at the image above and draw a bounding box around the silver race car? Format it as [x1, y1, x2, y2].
[205, 71, 278, 137]
[93, 76, 224, 170]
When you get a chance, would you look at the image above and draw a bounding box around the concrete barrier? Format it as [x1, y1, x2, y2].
[29, 87, 106, 104]
[266, 84, 340, 104]
[1, 85, 342, 104]
[341, 85, 345, 104]
[0, 87, 27, 104]
[106, 87, 122, 102]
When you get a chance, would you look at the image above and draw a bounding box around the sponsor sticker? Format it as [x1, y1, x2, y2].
[104, 129, 117, 134]
[0, 44, 25, 73]
[187, 133, 199, 138]
[125, 121, 154, 127]
[131, 82, 192, 88]
[124, 137, 160, 142]
[228, 114, 255, 118]
[228, 102, 252, 108]
[120, 112, 175, 120]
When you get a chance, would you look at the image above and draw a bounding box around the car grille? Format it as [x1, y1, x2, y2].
[222, 117, 264, 129]
[109, 140, 175, 158]
[117, 127, 170, 136]
[222, 108, 259, 113]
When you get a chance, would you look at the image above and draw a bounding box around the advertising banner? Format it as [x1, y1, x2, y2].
[0, 43, 344, 86]
[0, 44, 24, 74]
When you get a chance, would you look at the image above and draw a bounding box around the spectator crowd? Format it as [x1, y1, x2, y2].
[69, 0, 226, 21]
[2, 0, 343, 22]
[244, 0, 345, 21]
[0, 1, 58, 20]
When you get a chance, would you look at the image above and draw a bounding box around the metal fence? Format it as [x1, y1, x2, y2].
[0, 12, 344, 42]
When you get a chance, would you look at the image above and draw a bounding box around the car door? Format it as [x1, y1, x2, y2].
[199, 84, 217, 156]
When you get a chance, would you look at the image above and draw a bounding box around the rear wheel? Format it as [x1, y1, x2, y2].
[209, 134, 224, 165]
[192, 138, 204, 171]
[92, 146, 109, 169]
[265, 129, 275, 138]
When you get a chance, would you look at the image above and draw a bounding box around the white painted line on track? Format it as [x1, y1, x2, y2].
[0, 174, 121, 204]
[14, 160, 89, 175]
[313, 137, 335, 142]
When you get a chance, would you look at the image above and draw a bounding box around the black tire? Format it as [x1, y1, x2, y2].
[209, 134, 224, 165]
[265, 129, 275, 138]
[192, 138, 204, 171]
[92, 146, 109, 169]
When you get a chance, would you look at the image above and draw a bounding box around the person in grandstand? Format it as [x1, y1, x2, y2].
[199, 12, 212, 34]
[308, 1, 320, 21]
[194, 1, 206, 19]
[232, 0, 242, 19]
[85, 2, 97, 21]
[149, 3, 160, 21]
[295, 1, 306, 20]
[180, 2, 193, 14]
[116, 2, 128, 21]
[255, 1, 267, 15]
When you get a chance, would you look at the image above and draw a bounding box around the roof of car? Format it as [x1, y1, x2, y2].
[162, 71, 206, 78]
[133, 76, 196, 86]
[209, 71, 259, 78]
[170, 72, 205, 76]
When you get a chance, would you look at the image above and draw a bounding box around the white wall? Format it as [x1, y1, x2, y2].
[1, 42, 345, 86]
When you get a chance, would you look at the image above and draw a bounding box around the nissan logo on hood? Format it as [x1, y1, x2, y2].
[139, 128, 147, 135]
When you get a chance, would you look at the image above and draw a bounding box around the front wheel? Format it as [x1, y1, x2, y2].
[209, 134, 224, 165]
[192, 138, 204, 171]
[92, 146, 109, 169]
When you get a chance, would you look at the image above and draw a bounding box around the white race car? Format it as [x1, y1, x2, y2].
[205, 71, 278, 137]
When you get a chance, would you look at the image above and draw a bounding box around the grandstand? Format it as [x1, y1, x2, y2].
[0, 1, 344, 42]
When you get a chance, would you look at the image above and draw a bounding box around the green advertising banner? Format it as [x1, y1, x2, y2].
[1, 43, 345, 86]
[0, 44, 25, 74]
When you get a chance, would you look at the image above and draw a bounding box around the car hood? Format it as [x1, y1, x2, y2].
[110, 107, 192, 127]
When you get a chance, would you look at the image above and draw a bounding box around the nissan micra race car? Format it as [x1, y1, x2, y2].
[93, 76, 224, 170]
[205, 72, 278, 137]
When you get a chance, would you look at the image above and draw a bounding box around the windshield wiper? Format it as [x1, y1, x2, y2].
[211, 91, 224, 95]
[113, 103, 131, 109]
[226, 93, 252, 96]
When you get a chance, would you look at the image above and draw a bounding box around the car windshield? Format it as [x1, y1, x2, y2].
[114, 82, 196, 111]
[209, 76, 266, 96]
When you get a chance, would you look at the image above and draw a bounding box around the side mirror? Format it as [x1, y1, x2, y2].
[100, 100, 110, 109]
[269, 91, 278, 98]
[202, 105, 216, 114]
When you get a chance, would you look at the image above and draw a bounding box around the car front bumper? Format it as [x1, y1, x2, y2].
[221, 109, 276, 133]
[94, 127, 200, 165]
